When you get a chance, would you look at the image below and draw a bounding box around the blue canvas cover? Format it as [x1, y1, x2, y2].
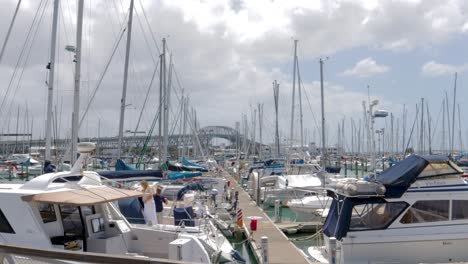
[181, 157, 207, 170]
[115, 159, 135, 171]
[168, 171, 202, 180]
[174, 206, 195, 227]
[374, 155, 429, 198]
[118, 198, 146, 224]
[166, 161, 208, 172]
[98, 169, 163, 180]
[323, 193, 386, 240]
[176, 182, 205, 200]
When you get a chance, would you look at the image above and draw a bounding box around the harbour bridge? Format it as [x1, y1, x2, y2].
[0, 126, 261, 155]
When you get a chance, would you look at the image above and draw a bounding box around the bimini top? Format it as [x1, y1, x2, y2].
[21, 186, 142, 206]
[373, 155, 463, 198]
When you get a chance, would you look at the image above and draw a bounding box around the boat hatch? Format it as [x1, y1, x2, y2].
[21, 186, 142, 206]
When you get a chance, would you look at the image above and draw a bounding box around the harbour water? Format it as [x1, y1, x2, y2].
[264, 206, 322, 260]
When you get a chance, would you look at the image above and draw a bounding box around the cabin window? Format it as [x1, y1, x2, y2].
[59, 205, 95, 236]
[0, 209, 14, 234]
[400, 200, 449, 224]
[452, 200, 468, 220]
[38, 203, 57, 223]
[418, 162, 460, 178]
[349, 202, 407, 231]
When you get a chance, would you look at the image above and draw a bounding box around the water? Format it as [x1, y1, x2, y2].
[229, 234, 258, 264]
[263, 206, 323, 260]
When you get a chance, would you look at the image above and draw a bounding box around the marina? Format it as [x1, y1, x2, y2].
[1, 0, 468, 263]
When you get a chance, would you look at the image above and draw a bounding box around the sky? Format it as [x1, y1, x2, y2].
[1, 0, 468, 151]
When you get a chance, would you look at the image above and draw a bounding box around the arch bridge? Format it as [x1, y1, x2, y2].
[0, 126, 262, 155]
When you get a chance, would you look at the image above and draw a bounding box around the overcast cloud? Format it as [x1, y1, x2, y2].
[0, 0, 468, 147]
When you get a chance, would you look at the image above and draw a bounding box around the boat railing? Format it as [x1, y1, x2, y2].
[0, 242, 187, 264]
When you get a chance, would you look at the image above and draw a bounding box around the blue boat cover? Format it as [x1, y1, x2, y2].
[323, 194, 386, 240]
[181, 157, 207, 170]
[176, 182, 205, 200]
[98, 169, 163, 180]
[115, 159, 135, 171]
[168, 171, 202, 180]
[118, 198, 146, 224]
[174, 206, 195, 227]
[374, 155, 434, 198]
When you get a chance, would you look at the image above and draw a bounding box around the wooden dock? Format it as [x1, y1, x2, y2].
[226, 172, 314, 264]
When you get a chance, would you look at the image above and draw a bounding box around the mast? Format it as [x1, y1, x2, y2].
[273, 81, 280, 157]
[427, 102, 432, 154]
[45, 0, 59, 161]
[402, 105, 406, 155]
[290, 39, 298, 150]
[390, 113, 394, 155]
[258, 103, 263, 159]
[458, 104, 463, 152]
[420, 98, 424, 154]
[15, 106, 19, 153]
[162, 51, 171, 162]
[70, 0, 84, 164]
[445, 92, 451, 154]
[451, 73, 457, 156]
[117, 0, 134, 160]
[297, 59, 304, 150]
[319, 58, 326, 167]
[442, 99, 446, 152]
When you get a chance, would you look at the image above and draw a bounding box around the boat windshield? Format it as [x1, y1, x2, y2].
[323, 196, 408, 240]
[289, 165, 320, 175]
[349, 202, 407, 231]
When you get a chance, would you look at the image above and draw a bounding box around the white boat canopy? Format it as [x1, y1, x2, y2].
[21, 186, 142, 206]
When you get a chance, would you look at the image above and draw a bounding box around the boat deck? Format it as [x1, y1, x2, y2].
[225, 171, 314, 264]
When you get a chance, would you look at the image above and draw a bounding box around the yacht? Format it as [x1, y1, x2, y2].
[309, 155, 468, 264]
[0, 143, 213, 263]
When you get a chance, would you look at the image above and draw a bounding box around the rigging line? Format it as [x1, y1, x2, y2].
[59, 0, 76, 76]
[138, 0, 161, 54]
[0, 0, 22, 64]
[114, 0, 156, 118]
[78, 27, 127, 129]
[5, 0, 49, 118]
[300, 72, 321, 134]
[0, 0, 45, 117]
[169, 101, 183, 137]
[133, 7, 157, 66]
[133, 60, 160, 138]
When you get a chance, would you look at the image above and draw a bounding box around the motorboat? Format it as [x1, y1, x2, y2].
[287, 192, 331, 220]
[0, 143, 213, 263]
[310, 155, 468, 264]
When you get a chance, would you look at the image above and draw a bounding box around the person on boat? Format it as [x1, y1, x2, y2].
[44, 160, 56, 173]
[153, 186, 168, 224]
[140, 181, 157, 225]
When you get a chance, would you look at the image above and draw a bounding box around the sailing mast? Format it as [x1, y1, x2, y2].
[289, 40, 298, 151]
[162, 50, 171, 162]
[45, 0, 59, 161]
[117, 0, 134, 159]
[451, 73, 457, 156]
[273, 81, 280, 157]
[297, 59, 304, 150]
[70, 0, 84, 164]
[319, 58, 326, 171]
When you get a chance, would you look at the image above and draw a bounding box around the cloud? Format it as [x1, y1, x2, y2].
[342, 57, 389, 78]
[421, 61, 468, 76]
[0, 0, 467, 145]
